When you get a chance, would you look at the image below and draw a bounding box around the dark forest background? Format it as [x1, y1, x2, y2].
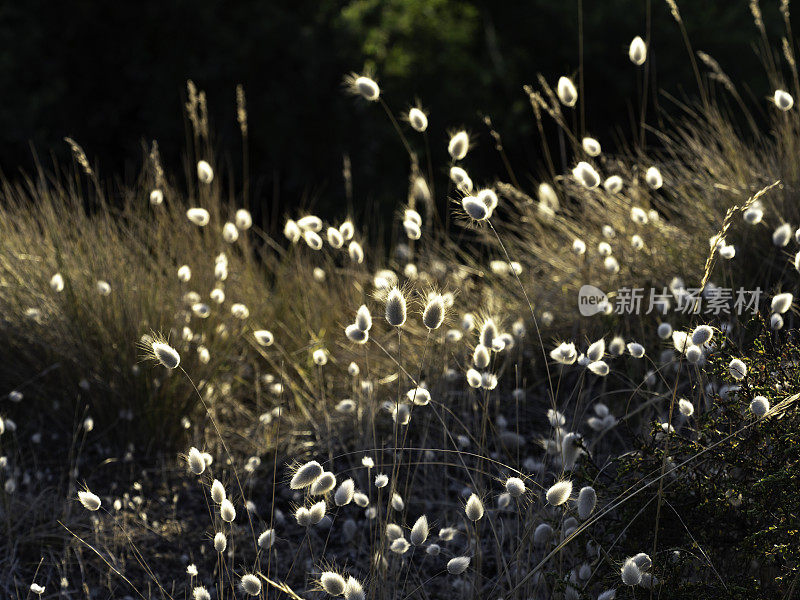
[0, 1, 788, 226]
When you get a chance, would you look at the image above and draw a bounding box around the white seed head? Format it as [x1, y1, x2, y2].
[604, 175, 623, 193]
[462, 196, 488, 221]
[627, 342, 645, 358]
[310, 471, 337, 496]
[465, 494, 484, 521]
[284, 219, 301, 243]
[582, 137, 601, 156]
[290, 461, 323, 489]
[505, 477, 525, 497]
[385, 287, 407, 327]
[657, 322, 673, 339]
[645, 166, 663, 189]
[774, 89, 794, 111]
[220, 498, 236, 522]
[410, 515, 429, 545]
[78, 489, 101, 511]
[577, 486, 597, 520]
[355, 305, 373, 331]
[319, 572, 347, 596]
[308, 501, 326, 524]
[187, 447, 205, 475]
[773, 223, 792, 247]
[448, 131, 469, 160]
[325, 226, 344, 248]
[197, 161, 214, 184]
[678, 398, 694, 417]
[149, 189, 163, 205]
[258, 528, 276, 549]
[187, 207, 210, 226]
[235, 208, 252, 230]
[211, 479, 226, 504]
[447, 556, 471, 574]
[546, 480, 572, 506]
[345, 324, 369, 344]
[240, 574, 262, 596]
[629, 36, 647, 65]
[691, 325, 714, 346]
[344, 577, 365, 600]
[572, 161, 600, 189]
[254, 330, 274, 347]
[729, 358, 747, 381]
[588, 361, 610, 376]
[621, 558, 642, 586]
[50, 273, 65, 292]
[751, 396, 770, 417]
[348, 241, 365, 263]
[772, 292, 793, 314]
[354, 76, 380, 101]
[214, 531, 227, 552]
[334, 478, 355, 506]
[557, 76, 578, 107]
[408, 107, 428, 132]
[422, 294, 445, 330]
[192, 587, 211, 600]
[313, 349, 328, 366]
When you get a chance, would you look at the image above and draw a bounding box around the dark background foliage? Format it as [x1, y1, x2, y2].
[0, 1, 785, 226]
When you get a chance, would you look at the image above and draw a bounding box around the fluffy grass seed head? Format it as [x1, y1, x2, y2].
[505, 477, 525, 497]
[557, 76, 578, 107]
[240, 574, 262, 596]
[410, 515, 429, 545]
[577, 486, 597, 520]
[196, 160, 213, 184]
[604, 175, 624, 193]
[750, 396, 769, 417]
[629, 36, 647, 65]
[235, 208, 252, 230]
[691, 325, 714, 346]
[348, 241, 364, 263]
[345, 324, 368, 344]
[187, 207, 210, 226]
[408, 107, 428, 132]
[385, 287, 408, 327]
[573, 161, 600, 189]
[187, 447, 205, 475]
[310, 471, 337, 496]
[192, 587, 211, 600]
[346, 73, 380, 101]
[465, 493, 484, 521]
[551, 342, 577, 365]
[355, 304, 372, 332]
[774, 89, 794, 111]
[729, 358, 747, 380]
[448, 130, 470, 161]
[220, 498, 236, 522]
[461, 195, 488, 221]
[254, 330, 274, 346]
[582, 137, 601, 156]
[327, 227, 344, 248]
[214, 531, 227, 552]
[344, 577, 365, 600]
[447, 556, 471, 575]
[211, 479, 226, 504]
[678, 398, 694, 416]
[773, 223, 792, 247]
[546, 480, 573, 506]
[422, 293, 446, 329]
[290, 460, 323, 489]
[49, 272, 65, 292]
[78, 488, 101, 511]
[335, 478, 355, 506]
[645, 166, 663, 189]
[771, 292, 793, 314]
[320, 572, 347, 596]
[621, 558, 642, 586]
[258, 528, 276, 549]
